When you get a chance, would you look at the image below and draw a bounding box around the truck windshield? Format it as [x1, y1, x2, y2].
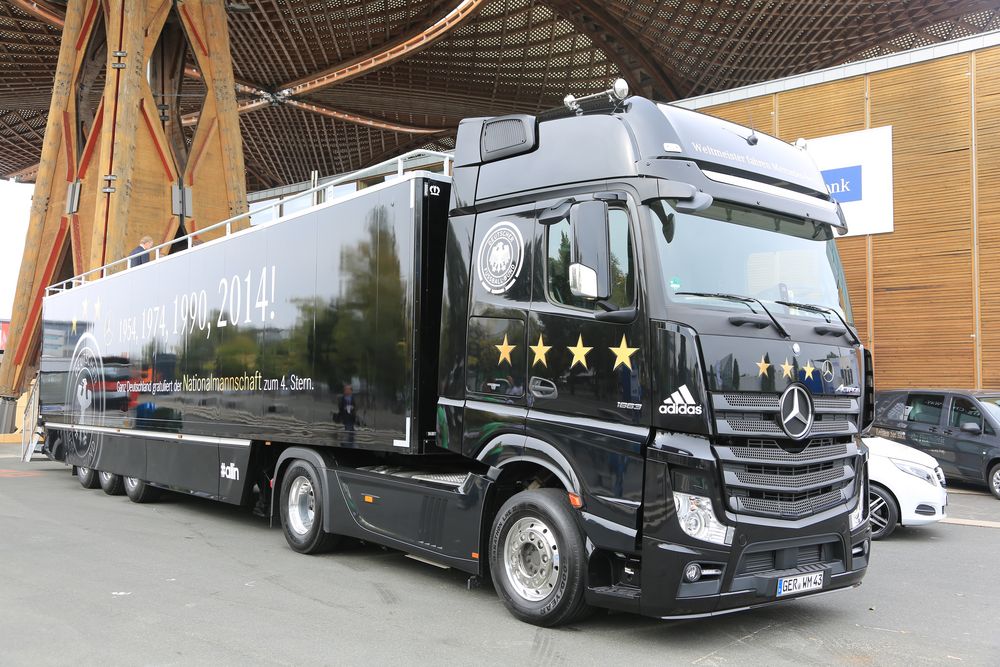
[649, 199, 853, 323]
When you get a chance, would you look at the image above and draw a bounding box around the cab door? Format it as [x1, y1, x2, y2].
[901, 393, 952, 474]
[943, 395, 994, 482]
[461, 203, 535, 457]
[525, 193, 649, 550]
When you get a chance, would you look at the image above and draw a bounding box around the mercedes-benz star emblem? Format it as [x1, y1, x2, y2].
[821, 360, 836, 383]
[779, 384, 814, 440]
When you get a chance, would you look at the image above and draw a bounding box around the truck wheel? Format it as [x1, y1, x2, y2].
[99, 471, 125, 496]
[124, 476, 161, 503]
[279, 460, 341, 554]
[988, 463, 1000, 500]
[869, 484, 899, 540]
[489, 489, 590, 626]
[77, 465, 100, 489]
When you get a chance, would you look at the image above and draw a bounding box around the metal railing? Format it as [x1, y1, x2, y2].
[45, 149, 454, 295]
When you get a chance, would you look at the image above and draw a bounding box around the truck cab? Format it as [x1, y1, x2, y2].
[437, 95, 871, 620]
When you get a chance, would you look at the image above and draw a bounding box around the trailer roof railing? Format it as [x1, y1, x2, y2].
[45, 149, 454, 296]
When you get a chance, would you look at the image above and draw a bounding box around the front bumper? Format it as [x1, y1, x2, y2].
[639, 516, 869, 618]
[633, 435, 869, 619]
[899, 488, 948, 527]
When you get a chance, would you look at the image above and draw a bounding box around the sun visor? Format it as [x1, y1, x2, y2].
[622, 98, 828, 196]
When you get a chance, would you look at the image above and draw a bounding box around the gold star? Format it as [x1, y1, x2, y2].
[71, 315, 77, 335]
[495, 334, 516, 366]
[567, 335, 592, 369]
[609, 335, 639, 371]
[780, 358, 794, 379]
[756, 354, 771, 377]
[530, 335, 552, 367]
[802, 362, 816, 380]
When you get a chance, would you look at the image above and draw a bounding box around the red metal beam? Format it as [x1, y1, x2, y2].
[279, 0, 487, 97]
[9, 0, 65, 28]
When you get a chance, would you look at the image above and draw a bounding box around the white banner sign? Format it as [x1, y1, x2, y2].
[805, 126, 893, 237]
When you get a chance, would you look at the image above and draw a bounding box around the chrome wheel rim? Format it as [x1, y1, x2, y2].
[79, 466, 90, 477]
[125, 476, 139, 492]
[100, 471, 113, 483]
[287, 476, 315, 537]
[992, 469, 1000, 496]
[503, 516, 560, 602]
[869, 492, 889, 535]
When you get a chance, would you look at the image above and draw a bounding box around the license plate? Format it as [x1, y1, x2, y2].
[776, 571, 824, 597]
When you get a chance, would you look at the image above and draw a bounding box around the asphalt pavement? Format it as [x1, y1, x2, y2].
[1, 441, 998, 666]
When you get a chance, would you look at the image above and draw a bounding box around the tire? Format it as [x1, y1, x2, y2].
[77, 465, 100, 489]
[988, 463, 1000, 500]
[124, 476, 161, 503]
[99, 471, 125, 496]
[869, 484, 899, 540]
[488, 489, 590, 627]
[279, 460, 341, 554]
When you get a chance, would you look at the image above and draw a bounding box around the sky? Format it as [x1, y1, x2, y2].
[0, 180, 34, 320]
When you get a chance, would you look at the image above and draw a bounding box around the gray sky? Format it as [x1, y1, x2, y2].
[0, 180, 34, 320]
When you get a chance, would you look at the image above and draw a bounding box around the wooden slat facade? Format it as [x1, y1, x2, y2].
[702, 45, 1000, 391]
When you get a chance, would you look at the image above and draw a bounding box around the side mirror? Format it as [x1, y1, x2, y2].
[569, 200, 610, 300]
[960, 421, 982, 435]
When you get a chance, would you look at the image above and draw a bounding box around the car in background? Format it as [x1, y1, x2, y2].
[872, 390, 1000, 500]
[864, 436, 947, 539]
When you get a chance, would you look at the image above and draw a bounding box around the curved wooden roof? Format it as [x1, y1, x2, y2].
[2, 0, 998, 189]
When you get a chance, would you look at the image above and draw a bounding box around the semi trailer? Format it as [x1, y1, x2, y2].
[38, 83, 873, 626]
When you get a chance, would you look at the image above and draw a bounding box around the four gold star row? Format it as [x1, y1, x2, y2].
[495, 334, 639, 370]
[755, 354, 817, 380]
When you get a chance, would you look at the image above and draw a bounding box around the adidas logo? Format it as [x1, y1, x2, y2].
[659, 385, 703, 415]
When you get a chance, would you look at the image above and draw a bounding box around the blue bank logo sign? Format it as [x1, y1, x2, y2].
[805, 126, 893, 237]
[822, 165, 863, 203]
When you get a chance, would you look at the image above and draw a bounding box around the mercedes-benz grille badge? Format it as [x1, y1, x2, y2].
[779, 384, 814, 440]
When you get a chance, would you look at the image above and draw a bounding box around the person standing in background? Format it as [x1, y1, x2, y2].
[128, 235, 154, 268]
[337, 383, 356, 432]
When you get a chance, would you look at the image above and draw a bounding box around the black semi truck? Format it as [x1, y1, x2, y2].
[38, 84, 873, 626]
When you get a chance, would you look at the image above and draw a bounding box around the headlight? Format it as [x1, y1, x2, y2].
[849, 493, 866, 531]
[891, 458, 937, 486]
[673, 492, 732, 545]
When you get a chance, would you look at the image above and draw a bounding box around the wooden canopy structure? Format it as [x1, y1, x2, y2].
[2, 0, 999, 190]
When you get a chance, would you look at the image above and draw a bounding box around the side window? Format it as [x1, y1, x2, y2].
[903, 393, 944, 425]
[546, 207, 634, 310]
[881, 395, 907, 422]
[949, 397, 983, 429]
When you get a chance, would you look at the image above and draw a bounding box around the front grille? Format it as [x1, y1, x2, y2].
[729, 438, 847, 463]
[716, 436, 858, 519]
[739, 487, 845, 518]
[740, 551, 775, 574]
[736, 543, 839, 576]
[712, 390, 861, 521]
[715, 392, 856, 413]
[721, 392, 780, 409]
[713, 391, 858, 438]
[733, 461, 844, 490]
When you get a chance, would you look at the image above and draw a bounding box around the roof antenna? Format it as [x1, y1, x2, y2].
[746, 109, 759, 146]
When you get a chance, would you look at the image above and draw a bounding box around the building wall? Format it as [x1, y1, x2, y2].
[700, 45, 1000, 391]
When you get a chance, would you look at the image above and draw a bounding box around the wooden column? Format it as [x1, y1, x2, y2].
[0, 0, 248, 405]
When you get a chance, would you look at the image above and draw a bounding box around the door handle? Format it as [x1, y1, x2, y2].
[529, 376, 558, 399]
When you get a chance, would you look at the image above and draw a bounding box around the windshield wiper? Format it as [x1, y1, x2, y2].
[774, 300, 861, 346]
[675, 292, 790, 339]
